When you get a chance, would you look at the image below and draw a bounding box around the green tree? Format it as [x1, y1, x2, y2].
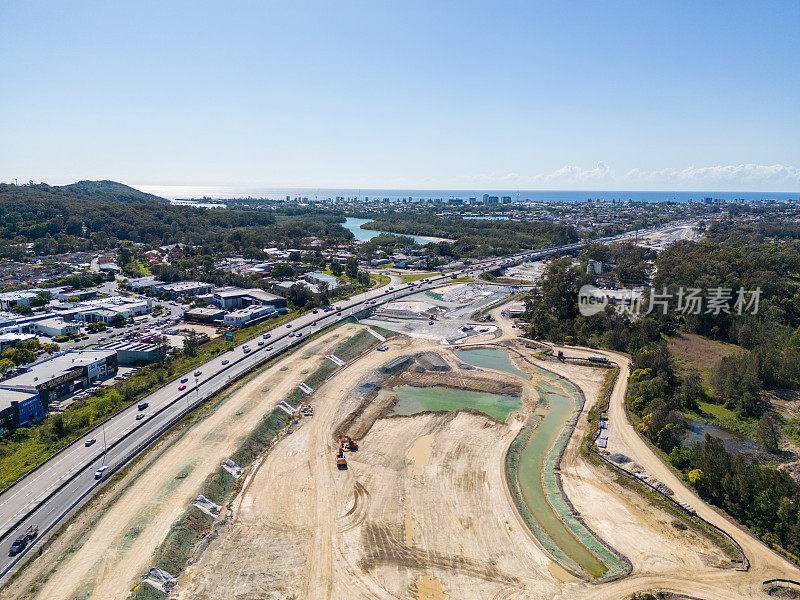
[345, 257, 359, 279]
[757, 415, 780, 454]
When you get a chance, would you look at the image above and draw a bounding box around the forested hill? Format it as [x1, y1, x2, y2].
[0, 183, 286, 254]
[62, 180, 169, 203]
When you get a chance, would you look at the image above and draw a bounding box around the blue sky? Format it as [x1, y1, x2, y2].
[1, 1, 798, 191]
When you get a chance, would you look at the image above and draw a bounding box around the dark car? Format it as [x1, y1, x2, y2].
[84, 438, 96, 447]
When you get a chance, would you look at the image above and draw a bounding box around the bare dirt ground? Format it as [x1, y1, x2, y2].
[537, 337, 800, 599]
[13, 301, 797, 600]
[1, 324, 363, 600]
[174, 321, 760, 600]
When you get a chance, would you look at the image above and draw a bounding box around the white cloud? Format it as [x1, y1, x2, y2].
[451, 162, 800, 191]
[623, 163, 800, 188]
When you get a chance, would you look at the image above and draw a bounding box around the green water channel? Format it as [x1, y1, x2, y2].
[455, 348, 528, 380]
[390, 385, 522, 423]
[456, 348, 615, 579]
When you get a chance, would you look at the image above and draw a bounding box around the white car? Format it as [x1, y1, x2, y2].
[94, 465, 108, 479]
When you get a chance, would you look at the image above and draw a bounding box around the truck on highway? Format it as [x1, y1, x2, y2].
[8, 525, 38, 556]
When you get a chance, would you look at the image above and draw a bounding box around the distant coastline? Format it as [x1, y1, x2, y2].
[139, 185, 799, 204]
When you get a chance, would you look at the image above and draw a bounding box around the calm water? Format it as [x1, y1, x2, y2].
[342, 217, 449, 245]
[682, 418, 762, 454]
[457, 347, 608, 576]
[390, 385, 522, 423]
[455, 348, 528, 380]
[138, 185, 799, 204]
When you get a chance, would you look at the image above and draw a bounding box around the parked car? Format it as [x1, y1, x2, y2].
[377, 345, 389, 351]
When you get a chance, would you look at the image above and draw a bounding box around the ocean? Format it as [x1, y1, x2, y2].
[136, 185, 799, 204]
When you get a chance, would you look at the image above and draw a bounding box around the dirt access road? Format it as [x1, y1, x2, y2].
[541, 339, 800, 599]
[1, 324, 364, 600]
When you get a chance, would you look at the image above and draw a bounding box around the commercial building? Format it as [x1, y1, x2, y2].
[183, 307, 226, 324]
[56, 289, 97, 302]
[223, 305, 276, 327]
[160, 281, 214, 298]
[98, 340, 164, 365]
[210, 287, 286, 311]
[0, 389, 45, 433]
[72, 298, 151, 323]
[36, 317, 80, 338]
[0, 350, 118, 405]
[304, 271, 344, 290]
[0, 290, 41, 311]
[125, 276, 162, 293]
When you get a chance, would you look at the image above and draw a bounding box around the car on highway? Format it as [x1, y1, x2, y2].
[286, 324, 292, 328]
[377, 345, 388, 351]
[243, 345, 251, 353]
[194, 370, 202, 377]
[288, 332, 295, 337]
[179, 384, 187, 391]
[84, 438, 96, 447]
[136, 413, 145, 420]
[137, 402, 149, 411]
[258, 341, 264, 346]
[222, 359, 229, 365]
[263, 333, 271, 339]
[94, 465, 108, 479]
[296, 332, 302, 337]
[266, 346, 273, 351]
[8, 525, 37, 556]
[311, 321, 316, 326]
[429, 321, 434, 325]
[336, 311, 341, 316]
[312, 309, 319, 314]
[181, 377, 189, 383]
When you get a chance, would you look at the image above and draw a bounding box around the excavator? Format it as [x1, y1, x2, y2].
[336, 448, 347, 470]
[338, 434, 358, 452]
[336, 435, 359, 470]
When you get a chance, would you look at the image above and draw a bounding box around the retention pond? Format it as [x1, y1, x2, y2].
[390, 385, 522, 423]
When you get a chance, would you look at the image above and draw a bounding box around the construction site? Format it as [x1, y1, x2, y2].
[4, 305, 800, 600]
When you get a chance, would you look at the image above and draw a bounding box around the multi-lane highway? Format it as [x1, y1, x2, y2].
[0, 223, 681, 583]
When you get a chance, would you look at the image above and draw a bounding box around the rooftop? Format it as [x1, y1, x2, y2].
[0, 350, 117, 389]
[0, 389, 40, 412]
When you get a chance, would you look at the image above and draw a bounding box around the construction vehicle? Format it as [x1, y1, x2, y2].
[336, 448, 347, 470]
[8, 525, 38, 556]
[339, 434, 358, 452]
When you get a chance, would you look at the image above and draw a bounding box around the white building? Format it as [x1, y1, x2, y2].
[223, 305, 276, 327]
[36, 317, 80, 337]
